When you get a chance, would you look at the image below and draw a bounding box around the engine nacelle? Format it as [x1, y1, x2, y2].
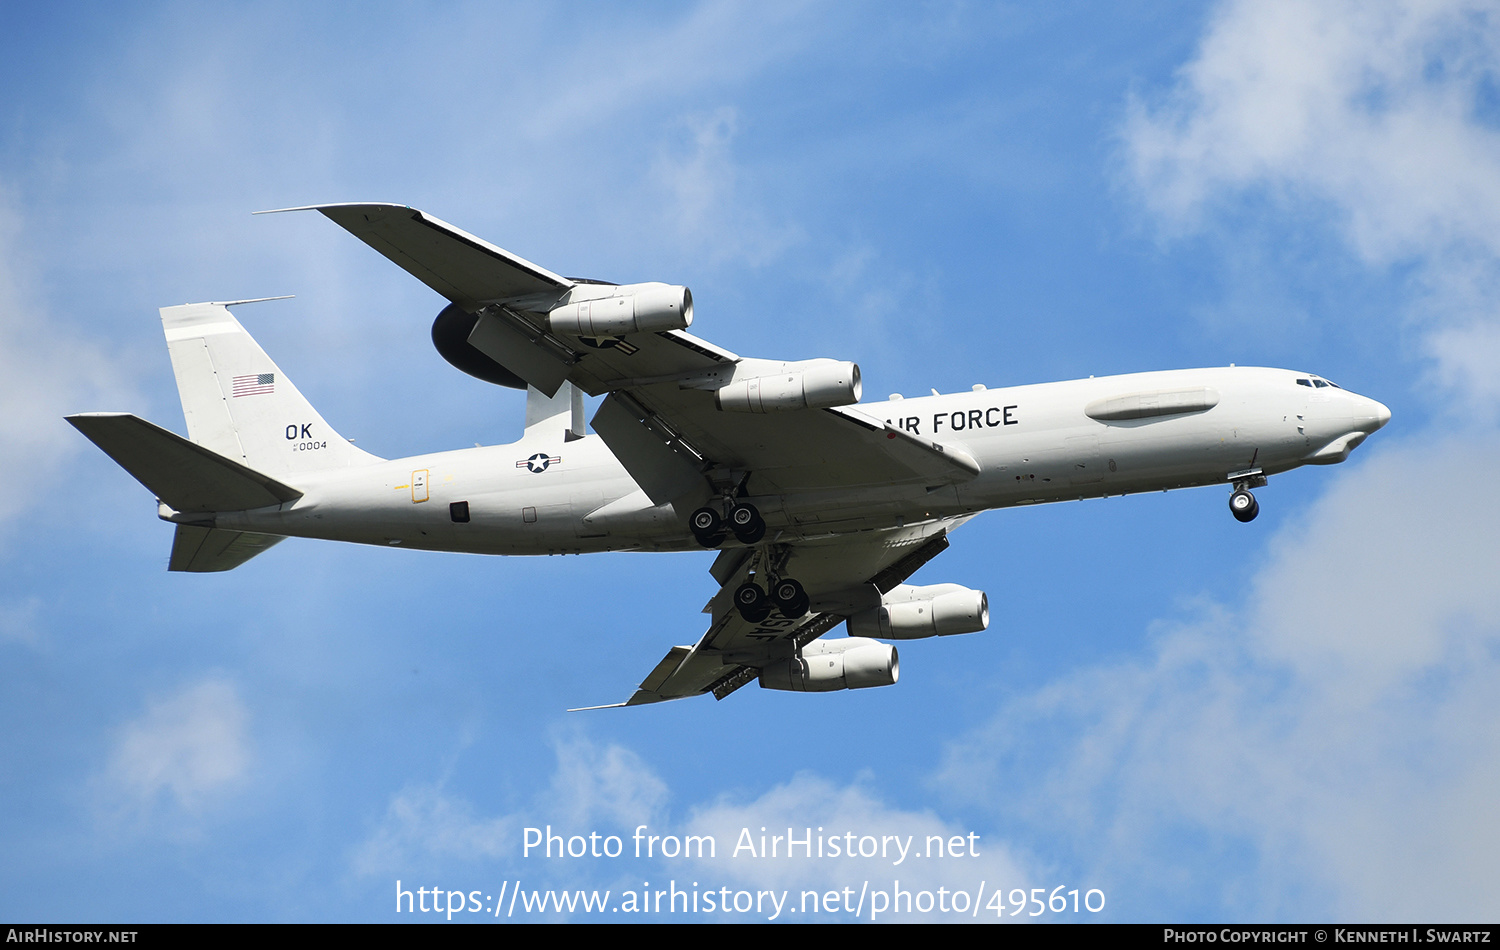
[845, 583, 989, 640]
[547, 283, 693, 336]
[758, 637, 898, 692]
[715, 359, 861, 413]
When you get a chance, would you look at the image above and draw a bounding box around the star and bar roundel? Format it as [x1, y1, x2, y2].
[516, 452, 561, 473]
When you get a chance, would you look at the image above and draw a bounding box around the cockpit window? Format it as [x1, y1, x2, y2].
[1312, 379, 1329, 388]
[1296, 378, 1313, 387]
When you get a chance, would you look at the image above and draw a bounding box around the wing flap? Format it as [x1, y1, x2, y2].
[590, 393, 707, 505]
[618, 646, 734, 706]
[466, 308, 574, 396]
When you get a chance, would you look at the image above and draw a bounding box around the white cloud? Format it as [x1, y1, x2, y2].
[104, 678, 251, 814]
[545, 730, 668, 831]
[515, 3, 814, 140]
[0, 192, 133, 529]
[650, 107, 801, 268]
[1425, 307, 1500, 410]
[1123, 0, 1500, 413]
[351, 730, 1036, 920]
[935, 438, 1500, 921]
[351, 731, 664, 879]
[351, 783, 514, 877]
[683, 772, 1037, 921]
[1125, 0, 1500, 259]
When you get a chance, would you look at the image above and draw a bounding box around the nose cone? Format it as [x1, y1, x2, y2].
[1365, 398, 1392, 432]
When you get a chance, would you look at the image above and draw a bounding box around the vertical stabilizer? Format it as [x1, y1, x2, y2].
[161, 301, 382, 476]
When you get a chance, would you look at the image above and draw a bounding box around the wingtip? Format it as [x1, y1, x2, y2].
[253, 201, 413, 215]
[65, 411, 137, 428]
[213, 296, 295, 307]
[565, 701, 630, 712]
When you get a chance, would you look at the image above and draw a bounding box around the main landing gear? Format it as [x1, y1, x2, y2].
[734, 576, 809, 623]
[690, 500, 765, 547]
[724, 542, 810, 623]
[1227, 467, 1268, 523]
[691, 485, 802, 623]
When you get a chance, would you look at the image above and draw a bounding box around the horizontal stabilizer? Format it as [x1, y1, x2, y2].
[169, 525, 283, 573]
[67, 413, 303, 513]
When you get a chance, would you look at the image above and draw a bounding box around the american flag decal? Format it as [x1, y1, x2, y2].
[232, 373, 275, 397]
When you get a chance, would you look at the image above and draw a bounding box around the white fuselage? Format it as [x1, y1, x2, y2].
[209, 366, 1389, 554]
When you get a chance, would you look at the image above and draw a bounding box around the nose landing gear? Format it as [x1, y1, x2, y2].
[1226, 467, 1267, 523]
[1229, 489, 1259, 523]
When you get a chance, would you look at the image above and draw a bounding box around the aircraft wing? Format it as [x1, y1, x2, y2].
[300, 204, 981, 500]
[258, 203, 573, 309]
[596, 520, 961, 707]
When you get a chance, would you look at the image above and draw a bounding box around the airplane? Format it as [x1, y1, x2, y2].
[67, 203, 1392, 707]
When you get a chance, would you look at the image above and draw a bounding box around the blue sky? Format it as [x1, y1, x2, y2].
[3, 1, 1498, 923]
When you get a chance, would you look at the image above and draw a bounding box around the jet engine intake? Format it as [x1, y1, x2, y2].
[845, 583, 989, 640]
[547, 283, 692, 336]
[716, 359, 861, 413]
[758, 637, 898, 692]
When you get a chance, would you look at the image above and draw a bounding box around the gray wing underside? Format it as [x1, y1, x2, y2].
[603, 521, 960, 708]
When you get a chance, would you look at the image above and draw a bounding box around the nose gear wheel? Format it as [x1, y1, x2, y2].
[1229, 489, 1259, 523]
